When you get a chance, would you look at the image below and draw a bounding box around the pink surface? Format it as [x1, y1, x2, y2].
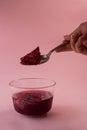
[0, 0, 87, 130]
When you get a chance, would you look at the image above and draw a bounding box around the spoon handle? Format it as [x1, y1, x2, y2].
[48, 40, 70, 55]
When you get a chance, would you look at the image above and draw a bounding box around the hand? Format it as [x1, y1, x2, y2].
[56, 22, 87, 55]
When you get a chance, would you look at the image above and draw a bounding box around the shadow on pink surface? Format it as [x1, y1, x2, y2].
[0, 105, 85, 130]
[48, 105, 78, 119]
[0, 105, 78, 122]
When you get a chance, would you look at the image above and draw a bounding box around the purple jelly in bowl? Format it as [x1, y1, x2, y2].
[9, 78, 56, 116]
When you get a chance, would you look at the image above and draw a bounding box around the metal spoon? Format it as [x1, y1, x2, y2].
[40, 40, 70, 64]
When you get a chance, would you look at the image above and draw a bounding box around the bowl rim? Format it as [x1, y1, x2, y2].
[9, 77, 56, 89]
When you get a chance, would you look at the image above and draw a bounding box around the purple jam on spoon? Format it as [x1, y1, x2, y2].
[20, 47, 41, 65]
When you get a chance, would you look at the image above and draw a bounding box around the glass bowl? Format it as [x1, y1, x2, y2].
[9, 78, 56, 116]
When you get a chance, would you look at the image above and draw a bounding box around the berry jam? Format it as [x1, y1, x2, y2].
[12, 90, 53, 116]
[20, 47, 41, 65]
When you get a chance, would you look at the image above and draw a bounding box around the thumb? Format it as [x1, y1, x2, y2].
[64, 24, 82, 41]
[70, 24, 82, 38]
[64, 35, 71, 40]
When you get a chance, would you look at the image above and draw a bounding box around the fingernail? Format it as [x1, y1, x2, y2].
[71, 35, 74, 39]
[70, 36, 73, 41]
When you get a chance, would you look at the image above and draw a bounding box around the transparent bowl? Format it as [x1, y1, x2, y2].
[9, 78, 56, 116]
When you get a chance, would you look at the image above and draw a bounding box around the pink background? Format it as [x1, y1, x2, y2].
[0, 0, 87, 130]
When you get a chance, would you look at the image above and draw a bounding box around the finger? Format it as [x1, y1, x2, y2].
[81, 46, 87, 55]
[75, 36, 82, 53]
[70, 35, 77, 52]
[82, 44, 87, 55]
[81, 35, 87, 47]
[75, 36, 87, 55]
[79, 36, 87, 55]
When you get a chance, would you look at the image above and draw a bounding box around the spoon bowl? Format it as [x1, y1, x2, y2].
[40, 55, 49, 64]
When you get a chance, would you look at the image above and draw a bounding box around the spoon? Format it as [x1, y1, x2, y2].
[40, 40, 70, 64]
